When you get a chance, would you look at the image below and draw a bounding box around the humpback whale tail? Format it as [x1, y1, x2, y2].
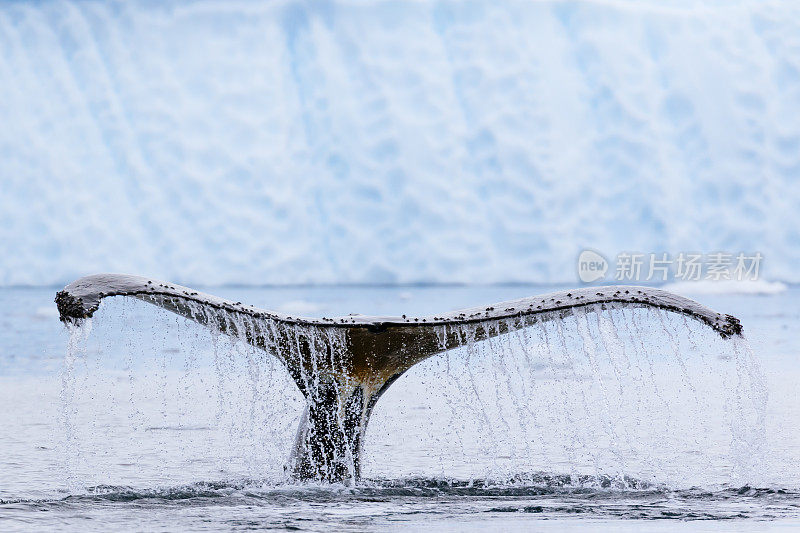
[55, 274, 743, 483]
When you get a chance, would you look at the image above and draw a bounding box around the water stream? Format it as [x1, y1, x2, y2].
[57, 298, 768, 489]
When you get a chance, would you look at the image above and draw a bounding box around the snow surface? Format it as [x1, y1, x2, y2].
[1, 0, 799, 286]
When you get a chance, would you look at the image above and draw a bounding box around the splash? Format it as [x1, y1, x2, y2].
[59, 318, 92, 490]
[368, 305, 768, 489]
[56, 287, 765, 490]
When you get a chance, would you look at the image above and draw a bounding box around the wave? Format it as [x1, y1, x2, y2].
[3, 474, 796, 503]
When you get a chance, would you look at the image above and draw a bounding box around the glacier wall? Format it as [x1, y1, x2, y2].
[1, 0, 799, 286]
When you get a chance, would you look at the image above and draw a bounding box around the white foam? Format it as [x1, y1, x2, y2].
[662, 280, 788, 296]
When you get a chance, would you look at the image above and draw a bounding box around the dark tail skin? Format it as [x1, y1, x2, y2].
[56, 274, 742, 483]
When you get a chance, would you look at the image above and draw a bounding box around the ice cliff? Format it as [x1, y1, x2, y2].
[1, 0, 798, 285]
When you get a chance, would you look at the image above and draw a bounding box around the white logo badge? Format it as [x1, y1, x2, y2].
[577, 250, 608, 283]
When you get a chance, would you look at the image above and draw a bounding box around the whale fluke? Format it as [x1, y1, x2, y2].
[55, 273, 743, 482]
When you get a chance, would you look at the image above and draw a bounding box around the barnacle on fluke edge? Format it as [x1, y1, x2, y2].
[55, 290, 91, 322]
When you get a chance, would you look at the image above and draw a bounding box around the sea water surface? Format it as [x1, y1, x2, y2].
[1, 284, 799, 531]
